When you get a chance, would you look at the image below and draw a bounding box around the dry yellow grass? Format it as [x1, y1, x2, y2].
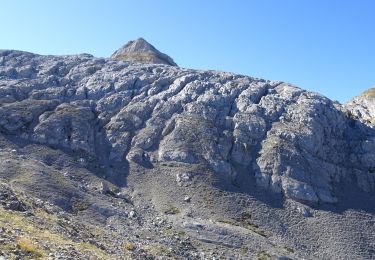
[124, 242, 135, 251]
[16, 236, 44, 257]
[0, 207, 111, 259]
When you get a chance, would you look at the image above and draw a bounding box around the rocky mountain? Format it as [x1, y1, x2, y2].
[111, 38, 177, 66]
[0, 39, 374, 259]
[346, 86, 375, 125]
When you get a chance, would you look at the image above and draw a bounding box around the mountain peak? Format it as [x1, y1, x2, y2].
[360, 86, 375, 99]
[110, 38, 177, 66]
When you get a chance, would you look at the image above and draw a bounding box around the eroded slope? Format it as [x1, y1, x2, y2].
[0, 49, 375, 259]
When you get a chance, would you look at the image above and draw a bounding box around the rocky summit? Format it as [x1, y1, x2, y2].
[0, 40, 374, 259]
[111, 38, 177, 66]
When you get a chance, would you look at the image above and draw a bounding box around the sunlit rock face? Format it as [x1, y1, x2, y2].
[346, 86, 375, 124]
[110, 38, 177, 66]
[0, 41, 375, 205]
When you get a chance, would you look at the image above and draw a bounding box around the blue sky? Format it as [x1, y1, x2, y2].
[1, 1, 374, 103]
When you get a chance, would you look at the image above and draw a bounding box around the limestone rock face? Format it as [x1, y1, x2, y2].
[346, 86, 375, 124]
[110, 38, 177, 66]
[0, 48, 375, 205]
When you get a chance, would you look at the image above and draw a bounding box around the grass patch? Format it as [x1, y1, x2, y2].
[124, 242, 135, 251]
[71, 197, 91, 212]
[142, 244, 173, 257]
[16, 236, 45, 257]
[0, 206, 111, 259]
[257, 250, 271, 260]
[218, 213, 269, 238]
[164, 204, 180, 215]
[176, 230, 186, 236]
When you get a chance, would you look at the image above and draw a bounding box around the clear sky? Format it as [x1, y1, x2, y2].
[1, 1, 374, 103]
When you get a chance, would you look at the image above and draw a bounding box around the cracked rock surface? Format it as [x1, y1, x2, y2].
[1, 49, 374, 204]
[0, 43, 374, 259]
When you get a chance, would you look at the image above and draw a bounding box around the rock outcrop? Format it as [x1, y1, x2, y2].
[110, 38, 177, 66]
[346, 86, 375, 124]
[1, 41, 375, 259]
[0, 45, 375, 205]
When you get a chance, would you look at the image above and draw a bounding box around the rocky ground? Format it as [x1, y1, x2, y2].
[0, 39, 374, 259]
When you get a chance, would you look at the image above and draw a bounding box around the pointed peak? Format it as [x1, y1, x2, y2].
[111, 38, 177, 66]
[361, 86, 375, 99]
[124, 38, 155, 51]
